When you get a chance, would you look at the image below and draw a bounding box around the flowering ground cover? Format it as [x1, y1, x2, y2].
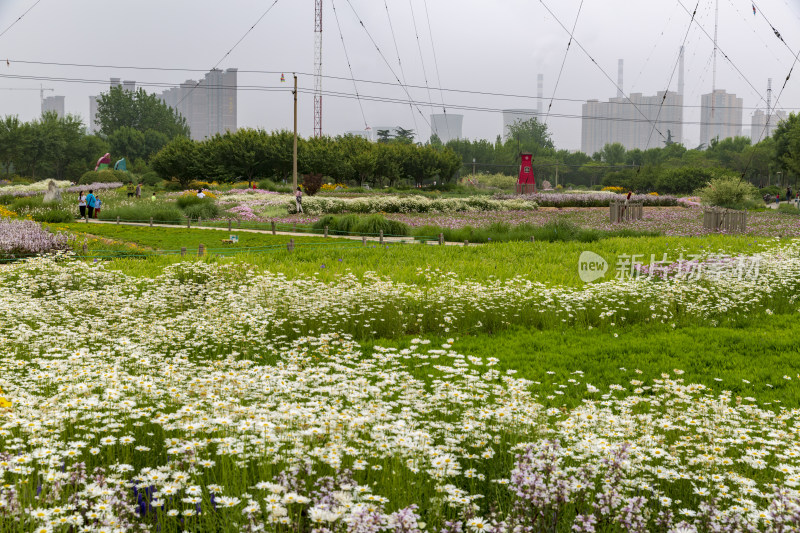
[1, 241, 800, 531]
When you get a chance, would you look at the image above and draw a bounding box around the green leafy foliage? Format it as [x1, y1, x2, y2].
[98, 203, 185, 224]
[697, 174, 760, 208]
[78, 170, 130, 184]
[96, 86, 189, 139]
[312, 214, 410, 237]
[31, 208, 74, 223]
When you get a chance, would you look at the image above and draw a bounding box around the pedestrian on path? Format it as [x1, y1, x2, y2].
[788, 187, 793, 202]
[78, 192, 87, 219]
[94, 196, 102, 218]
[295, 187, 303, 213]
[135, 183, 141, 198]
[86, 190, 96, 219]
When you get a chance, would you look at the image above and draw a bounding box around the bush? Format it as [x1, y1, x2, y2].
[99, 203, 185, 224]
[78, 170, 130, 185]
[141, 172, 163, 187]
[302, 173, 323, 196]
[11, 196, 44, 212]
[182, 202, 220, 221]
[32, 208, 74, 223]
[176, 194, 210, 209]
[777, 203, 800, 215]
[696, 175, 759, 208]
[258, 179, 293, 194]
[311, 214, 409, 236]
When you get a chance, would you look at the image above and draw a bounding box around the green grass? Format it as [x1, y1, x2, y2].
[75, 227, 781, 285]
[363, 312, 800, 408]
[56, 223, 355, 257]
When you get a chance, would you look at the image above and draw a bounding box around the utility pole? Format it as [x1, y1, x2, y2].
[293, 74, 298, 191]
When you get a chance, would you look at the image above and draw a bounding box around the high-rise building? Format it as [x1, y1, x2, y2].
[430, 113, 463, 143]
[502, 109, 538, 139]
[88, 95, 100, 133]
[42, 96, 65, 118]
[699, 90, 743, 146]
[750, 109, 787, 143]
[158, 68, 237, 140]
[581, 92, 683, 155]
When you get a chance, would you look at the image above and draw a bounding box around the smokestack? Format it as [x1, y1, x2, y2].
[537, 74, 543, 115]
[678, 46, 685, 96]
[617, 59, 623, 98]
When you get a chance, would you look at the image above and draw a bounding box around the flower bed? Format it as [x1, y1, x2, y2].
[0, 218, 69, 257]
[287, 195, 539, 215]
[494, 192, 678, 207]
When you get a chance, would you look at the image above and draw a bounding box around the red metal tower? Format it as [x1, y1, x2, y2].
[314, 0, 323, 137]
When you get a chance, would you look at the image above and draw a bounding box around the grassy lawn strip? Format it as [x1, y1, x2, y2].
[55, 222, 355, 255]
[98, 233, 779, 285]
[364, 312, 800, 408]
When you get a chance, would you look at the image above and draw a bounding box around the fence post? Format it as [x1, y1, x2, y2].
[187, 218, 191, 229]
[85, 214, 89, 224]
[362, 236, 367, 246]
[379, 230, 384, 245]
[238, 219, 241, 228]
[438, 233, 444, 246]
[82, 240, 87, 253]
[292, 223, 297, 233]
[464, 240, 469, 246]
[198, 217, 202, 226]
[149, 217, 153, 227]
[198, 244, 205, 257]
[228, 219, 232, 231]
[288, 238, 294, 252]
[531, 236, 535, 242]
[271, 221, 276, 235]
[324, 225, 329, 238]
[181, 247, 186, 257]
[116, 216, 120, 225]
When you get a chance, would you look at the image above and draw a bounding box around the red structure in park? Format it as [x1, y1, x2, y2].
[516, 153, 536, 195]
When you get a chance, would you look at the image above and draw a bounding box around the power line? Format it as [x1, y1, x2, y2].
[544, 0, 584, 127]
[407, 0, 434, 120]
[644, 1, 699, 151]
[176, 0, 282, 108]
[330, 0, 368, 130]
[421, 0, 450, 140]
[6, 58, 800, 112]
[381, 0, 419, 135]
[343, 0, 432, 133]
[536, 0, 667, 143]
[0, 0, 45, 40]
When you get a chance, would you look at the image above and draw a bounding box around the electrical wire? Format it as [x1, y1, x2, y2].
[544, 0, 584, 128]
[381, 0, 419, 135]
[5, 58, 799, 112]
[536, 0, 667, 143]
[0, 0, 44, 40]
[421, 0, 450, 141]
[176, 0, 282, 108]
[407, 0, 435, 121]
[644, 1, 699, 151]
[344, 0, 432, 133]
[331, 0, 368, 130]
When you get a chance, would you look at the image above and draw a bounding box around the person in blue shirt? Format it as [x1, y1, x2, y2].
[85, 190, 96, 219]
[94, 196, 102, 219]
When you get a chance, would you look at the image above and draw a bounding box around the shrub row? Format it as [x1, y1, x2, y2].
[289, 196, 538, 215]
[311, 214, 410, 237]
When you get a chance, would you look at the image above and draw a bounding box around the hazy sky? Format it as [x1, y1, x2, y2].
[1, 0, 799, 150]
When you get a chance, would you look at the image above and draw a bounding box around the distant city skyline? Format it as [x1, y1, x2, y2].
[1, 0, 799, 151]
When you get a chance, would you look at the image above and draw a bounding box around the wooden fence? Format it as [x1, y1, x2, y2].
[609, 200, 643, 223]
[703, 207, 747, 233]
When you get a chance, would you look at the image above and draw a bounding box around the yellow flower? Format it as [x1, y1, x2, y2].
[0, 206, 17, 218]
[0, 387, 11, 410]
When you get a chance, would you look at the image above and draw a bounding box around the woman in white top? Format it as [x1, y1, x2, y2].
[78, 192, 87, 219]
[197, 189, 206, 199]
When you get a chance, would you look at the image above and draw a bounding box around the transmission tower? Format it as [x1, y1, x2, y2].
[314, 0, 323, 137]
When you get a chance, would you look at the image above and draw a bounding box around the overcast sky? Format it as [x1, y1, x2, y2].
[1, 0, 799, 150]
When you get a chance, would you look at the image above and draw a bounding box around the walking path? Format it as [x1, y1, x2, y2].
[76, 219, 472, 246]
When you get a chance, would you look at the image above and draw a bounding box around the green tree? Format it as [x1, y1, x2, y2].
[151, 137, 199, 188]
[505, 117, 554, 153]
[600, 143, 626, 166]
[774, 112, 800, 184]
[211, 129, 271, 186]
[0, 115, 22, 178]
[108, 126, 146, 162]
[96, 86, 189, 139]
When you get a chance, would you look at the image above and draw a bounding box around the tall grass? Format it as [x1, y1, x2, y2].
[312, 214, 410, 236]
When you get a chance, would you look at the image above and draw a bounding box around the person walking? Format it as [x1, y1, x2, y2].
[78, 192, 87, 219]
[135, 183, 141, 198]
[788, 187, 793, 203]
[94, 196, 102, 219]
[85, 190, 96, 219]
[776, 193, 781, 205]
[295, 186, 303, 214]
